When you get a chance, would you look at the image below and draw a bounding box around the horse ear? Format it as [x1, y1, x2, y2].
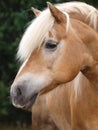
[47, 2, 66, 23]
[31, 7, 41, 16]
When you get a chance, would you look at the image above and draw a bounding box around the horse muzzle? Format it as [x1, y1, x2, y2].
[10, 84, 38, 109]
[10, 74, 39, 109]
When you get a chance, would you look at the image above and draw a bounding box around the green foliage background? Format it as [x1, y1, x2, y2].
[0, 0, 98, 123]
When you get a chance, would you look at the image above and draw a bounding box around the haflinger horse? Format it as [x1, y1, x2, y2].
[10, 1, 98, 130]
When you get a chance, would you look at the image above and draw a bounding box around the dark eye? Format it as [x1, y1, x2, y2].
[45, 40, 58, 51]
[45, 42, 57, 49]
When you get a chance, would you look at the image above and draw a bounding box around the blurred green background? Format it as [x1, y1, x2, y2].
[0, 0, 98, 129]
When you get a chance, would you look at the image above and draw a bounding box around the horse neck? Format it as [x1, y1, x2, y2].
[68, 11, 98, 33]
[72, 19, 98, 58]
[71, 71, 98, 122]
[73, 19, 98, 88]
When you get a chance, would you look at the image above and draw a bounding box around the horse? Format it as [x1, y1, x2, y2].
[10, 1, 98, 130]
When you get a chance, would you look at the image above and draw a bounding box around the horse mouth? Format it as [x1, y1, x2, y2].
[25, 93, 38, 109]
[12, 93, 38, 109]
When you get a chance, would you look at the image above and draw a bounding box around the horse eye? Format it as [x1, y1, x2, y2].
[45, 43, 57, 49]
[45, 40, 58, 51]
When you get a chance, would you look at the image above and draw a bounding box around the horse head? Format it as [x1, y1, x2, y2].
[10, 2, 98, 109]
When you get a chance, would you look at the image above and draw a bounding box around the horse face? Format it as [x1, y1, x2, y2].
[10, 3, 84, 109]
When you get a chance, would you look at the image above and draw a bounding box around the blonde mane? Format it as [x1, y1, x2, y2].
[17, 1, 98, 62]
[17, 9, 54, 61]
[58, 1, 98, 30]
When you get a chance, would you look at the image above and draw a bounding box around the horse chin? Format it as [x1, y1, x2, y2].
[25, 93, 38, 109]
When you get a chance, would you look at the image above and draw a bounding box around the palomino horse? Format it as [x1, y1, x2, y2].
[10, 2, 98, 130]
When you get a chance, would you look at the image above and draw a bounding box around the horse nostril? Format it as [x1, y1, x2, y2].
[16, 87, 22, 96]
